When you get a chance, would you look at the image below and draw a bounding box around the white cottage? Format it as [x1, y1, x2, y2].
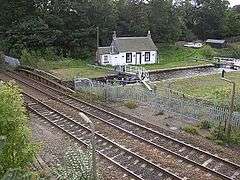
[96, 31, 158, 66]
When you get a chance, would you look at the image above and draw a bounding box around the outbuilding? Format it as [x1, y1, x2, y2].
[206, 39, 226, 48]
[96, 31, 158, 66]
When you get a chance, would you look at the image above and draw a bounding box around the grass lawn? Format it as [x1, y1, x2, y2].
[143, 45, 212, 70]
[36, 59, 111, 80]
[156, 71, 240, 109]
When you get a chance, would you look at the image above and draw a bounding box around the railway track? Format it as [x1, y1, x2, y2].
[3, 70, 240, 179]
[24, 92, 181, 180]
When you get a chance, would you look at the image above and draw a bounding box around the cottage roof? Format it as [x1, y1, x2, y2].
[206, 39, 225, 44]
[97, 47, 111, 55]
[113, 37, 157, 53]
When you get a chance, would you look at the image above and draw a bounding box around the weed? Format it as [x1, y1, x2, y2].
[124, 100, 138, 109]
[197, 120, 212, 129]
[73, 91, 105, 103]
[210, 126, 240, 146]
[182, 125, 199, 135]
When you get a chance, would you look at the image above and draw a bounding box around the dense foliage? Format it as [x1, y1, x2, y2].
[53, 146, 95, 179]
[0, 0, 239, 58]
[0, 82, 37, 177]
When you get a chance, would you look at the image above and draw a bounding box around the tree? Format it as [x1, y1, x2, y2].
[0, 82, 37, 177]
[193, 0, 229, 39]
[223, 9, 240, 37]
[149, 0, 182, 42]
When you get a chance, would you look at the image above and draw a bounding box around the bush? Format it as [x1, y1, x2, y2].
[53, 146, 101, 179]
[201, 45, 216, 59]
[210, 126, 240, 146]
[124, 100, 138, 109]
[183, 125, 199, 135]
[198, 120, 212, 129]
[0, 82, 38, 177]
[20, 49, 38, 67]
[0, 51, 4, 68]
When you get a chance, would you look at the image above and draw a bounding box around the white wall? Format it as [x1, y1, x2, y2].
[100, 51, 157, 66]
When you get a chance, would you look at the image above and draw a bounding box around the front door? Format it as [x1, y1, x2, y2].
[136, 52, 141, 65]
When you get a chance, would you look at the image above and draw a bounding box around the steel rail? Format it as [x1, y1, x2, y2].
[24, 92, 183, 180]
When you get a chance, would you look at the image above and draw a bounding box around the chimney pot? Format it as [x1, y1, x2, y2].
[113, 31, 117, 40]
[147, 30, 151, 38]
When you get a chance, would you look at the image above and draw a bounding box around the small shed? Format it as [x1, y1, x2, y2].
[206, 39, 226, 48]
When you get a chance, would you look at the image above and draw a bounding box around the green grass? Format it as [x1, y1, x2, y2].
[35, 59, 111, 80]
[143, 45, 212, 70]
[156, 71, 240, 110]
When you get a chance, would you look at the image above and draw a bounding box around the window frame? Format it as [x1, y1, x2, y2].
[145, 52, 150, 62]
[126, 53, 132, 63]
[103, 55, 109, 63]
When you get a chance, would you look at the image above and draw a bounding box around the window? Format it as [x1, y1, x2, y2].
[103, 55, 109, 63]
[145, 52, 150, 62]
[126, 53, 132, 63]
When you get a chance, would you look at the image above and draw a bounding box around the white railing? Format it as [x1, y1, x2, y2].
[115, 65, 150, 81]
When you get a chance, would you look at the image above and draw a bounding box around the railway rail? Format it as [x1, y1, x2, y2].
[2, 70, 240, 179]
[24, 92, 181, 180]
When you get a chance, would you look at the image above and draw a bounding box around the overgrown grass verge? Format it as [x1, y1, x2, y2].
[182, 125, 199, 135]
[124, 100, 138, 109]
[208, 126, 240, 146]
[72, 91, 105, 103]
[182, 119, 240, 146]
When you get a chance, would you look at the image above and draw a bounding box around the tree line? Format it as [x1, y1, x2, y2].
[0, 0, 239, 58]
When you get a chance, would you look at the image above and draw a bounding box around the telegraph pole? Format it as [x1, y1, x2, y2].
[96, 26, 99, 48]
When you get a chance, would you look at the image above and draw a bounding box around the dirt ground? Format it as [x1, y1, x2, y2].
[109, 101, 196, 131]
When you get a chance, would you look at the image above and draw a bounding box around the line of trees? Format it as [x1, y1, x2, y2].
[0, 0, 239, 58]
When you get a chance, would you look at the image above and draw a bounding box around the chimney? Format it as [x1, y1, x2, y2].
[147, 30, 151, 38]
[113, 31, 117, 40]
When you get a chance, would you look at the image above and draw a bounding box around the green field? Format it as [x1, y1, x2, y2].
[156, 71, 240, 109]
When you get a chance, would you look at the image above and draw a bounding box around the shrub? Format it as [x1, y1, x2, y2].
[53, 146, 101, 179]
[210, 126, 240, 146]
[124, 100, 138, 109]
[0, 51, 4, 68]
[183, 125, 199, 135]
[198, 120, 212, 129]
[20, 49, 38, 67]
[201, 45, 216, 59]
[0, 82, 38, 177]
